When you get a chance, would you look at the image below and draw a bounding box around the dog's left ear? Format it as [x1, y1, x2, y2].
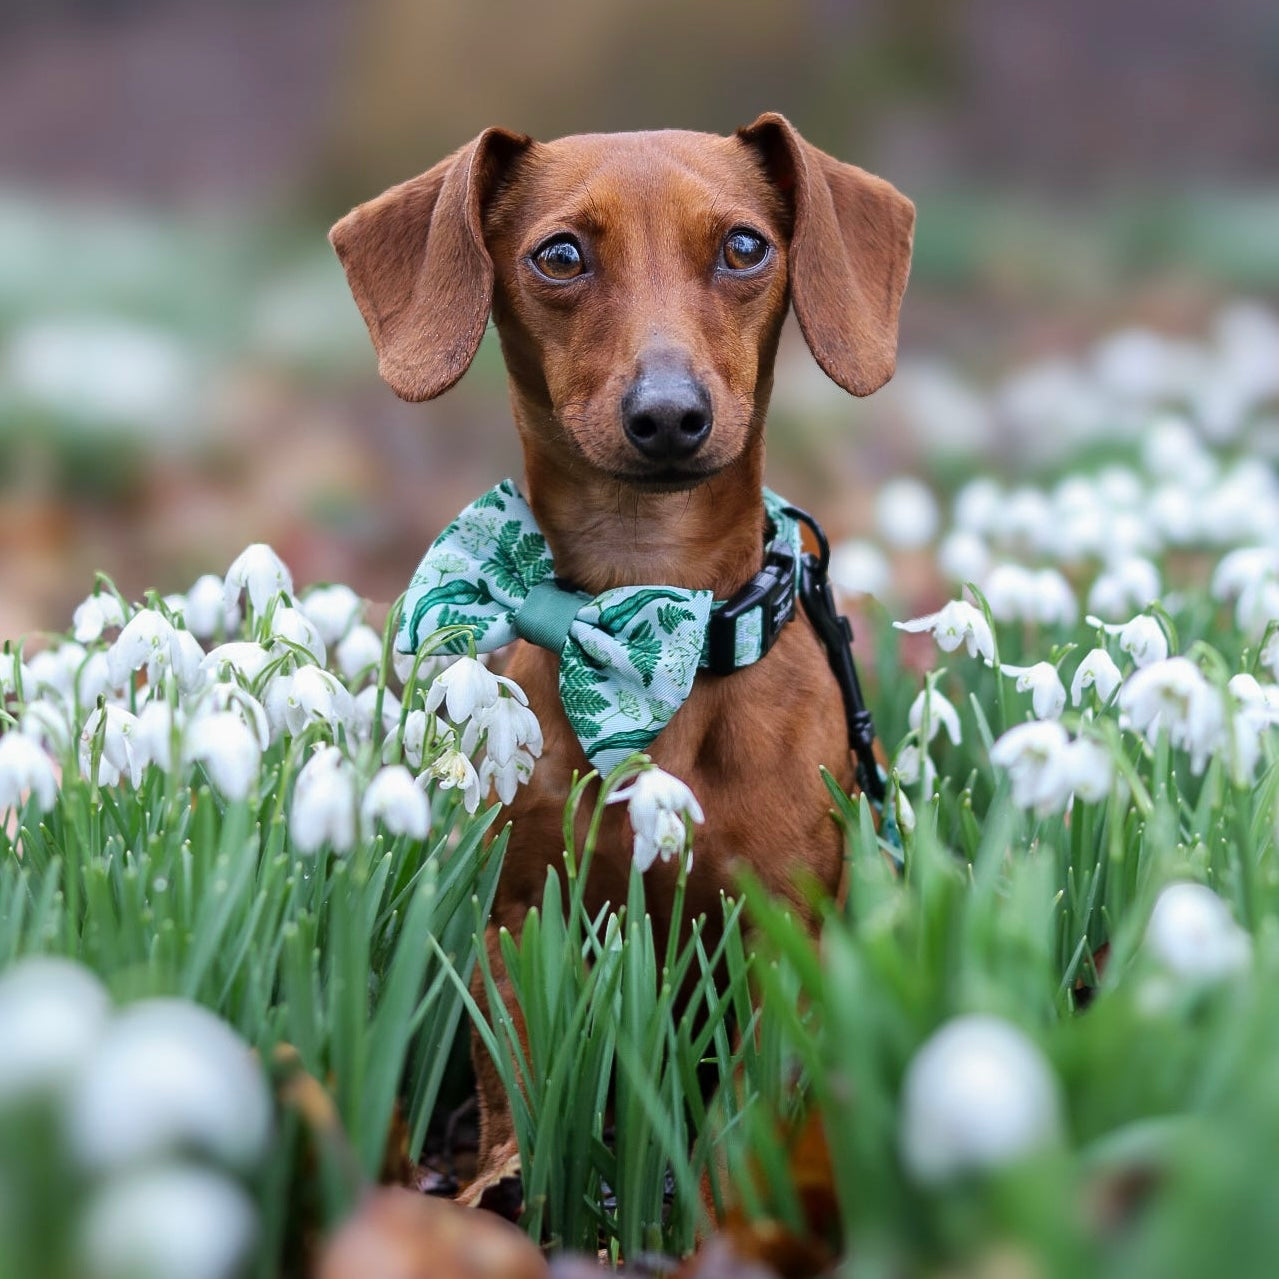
[329, 127, 531, 402]
[737, 112, 915, 397]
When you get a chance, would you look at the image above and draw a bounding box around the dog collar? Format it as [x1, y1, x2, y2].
[396, 479, 801, 773]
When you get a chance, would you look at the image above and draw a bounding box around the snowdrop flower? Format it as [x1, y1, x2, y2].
[0, 730, 56, 813]
[952, 477, 1004, 537]
[1088, 613, 1169, 668]
[1263, 631, 1279, 683]
[424, 655, 527, 723]
[1227, 673, 1279, 719]
[360, 765, 429, 839]
[996, 487, 1056, 553]
[1119, 657, 1223, 774]
[1141, 415, 1216, 486]
[186, 712, 262, 802]
[1148, 483, 1199, 546]
[336, 624, 384, 683]
[27, 642, 86, 703]
[1087, 557, 1161, 622]
[608, 766, 705, 873]
[73, 591, 127, 644]
[1071, 648, 1123, 708]
[427, 748, 483, 813]
[1224, 703, 1270, 785]
[352, 685, 401, 741]
[181, 574, 240, 640]
[1001, 662, 1067, 720]
[1, 651, 32, 701]
[134, 700, 179, 773]
[989, 720, 1074, 815]
[0, 957, 110, 1104]
[299, 583, 362, 646]
[1210, 547, 1279, 604]
[1029, 569, 1078, 627]
[264, 667, 354, 741]
[895, 599, 995, 664]
[289, 747, 358, 854]
[479, 747, 537, 806]
[223, 544, 292, 615]
[894, 742, 936, 792]
[195, 683, 270, 752]
[76, 650, 117, 707]
[909, 687, 961, 745]
[20, 700, 73, 755]
[79, 706, 144, 788]
[200, 641, 273, 686]
[462, 695, 544, 767]
[937, 529, 990, 586]
[829, 538, 890, 598]
[395, 709, 451, 770]
[107, 610, 204, 693]
[269, 604, 326, 666]
[1063, 736, 1115, 802]
[78, 1164, 257, 1279]
[899, 1015, 1062, 1185]
[874, 477, 939, 549]
[1145, 882, 1251, 983]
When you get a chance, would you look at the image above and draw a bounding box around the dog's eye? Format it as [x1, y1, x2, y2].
[721, 229, 770, 272]
[531, 235, 585, 281]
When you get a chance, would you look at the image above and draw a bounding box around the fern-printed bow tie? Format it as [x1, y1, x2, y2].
[397, 479, 801, 775]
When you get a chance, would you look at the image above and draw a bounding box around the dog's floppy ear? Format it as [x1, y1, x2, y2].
[329, 127, 531, 402]
[737, 112, 914, 397]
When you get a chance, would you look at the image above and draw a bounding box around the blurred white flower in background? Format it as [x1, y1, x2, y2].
[609, 766, 705, 873]
[990, 721, 1113, 815]
[299, 584, 363, 647]
[185, 712, 262, 802]
[264, 667, 354, 741]
[829, 538, 891, 598]
[909, 687, 962, 745]
[0, 730, 58, 812]
[1087, 557, 1161, 622]
[937, 529, 991, 585]
[361, 765, 430, 839]
[353, 685, 401, 742]
[79, 706, 143, 788]
[982, 565, 1077, 627]
[290, 747, 358, 854]
[1119, 657, 1223, 774]
[874, 477, 940, 549]
[1145, 882, 1251, 983]
[336, 624, 384, 683]
[178, 575, 240, 641]
[200, 641, 273, 686]
[896, 599, 995, 664]
[1071, 648, 1123, 707]
[1001, 662, 1067, 720]
[899, 1014, 1062, 1185]
[73, 592, 127, 645]
[223, 544, 293, 615]
[269, 604, 326, 667]
[952, 477, 1004, 538]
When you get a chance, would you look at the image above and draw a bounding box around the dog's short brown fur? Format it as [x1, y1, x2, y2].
[331, 114, 914, 1194]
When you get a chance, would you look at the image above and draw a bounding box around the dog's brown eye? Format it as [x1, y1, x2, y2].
[721, 229, 769, 272]
[531, 236, 585, 280]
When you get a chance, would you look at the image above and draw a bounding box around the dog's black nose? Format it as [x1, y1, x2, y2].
[621, 368, 712, 461]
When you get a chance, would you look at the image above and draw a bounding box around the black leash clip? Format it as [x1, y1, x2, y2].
[704, 540, 797, 675]
[783, 505, 887, 808]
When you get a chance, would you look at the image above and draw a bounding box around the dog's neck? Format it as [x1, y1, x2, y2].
[513, 411, 768, 599]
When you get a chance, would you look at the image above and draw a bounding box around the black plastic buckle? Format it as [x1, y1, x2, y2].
[705, 542, 797, 675]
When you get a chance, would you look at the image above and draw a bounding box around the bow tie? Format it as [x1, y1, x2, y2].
[396, 479, 802, 775]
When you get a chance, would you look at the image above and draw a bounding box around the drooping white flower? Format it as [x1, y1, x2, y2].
[0, 957, 111, 1104]
[336, 624, 384, 683]
[0, 731, 59, 811]
[895, 599, 995, 665]
[1087, 557, 1161, 622]
[1, 650, 32, 701]
[908, 687, 962, 745]
[983, 565, 1077, 628]
[76, 651, 117, 707]
[298, 584, 362, 646]
[1145, 882, 1251, 983]
[899, 1015, 1062, 1185]
[1227, 673, 1279, 720]
[874, 477, 939, 550]
[1087, 613, 1169, 668]
[264, 667, 354, 741]
[462, 695, 544, 767]
[893, 742, 936, 792]
[1063, 737, 1114, 802]
[72, 592, 127, 644]
[423, 655, 501, 724]
[194, 683, 270, 752]
[829, 539, 891, 598]
[608, 766, 705, 873]
[27, 642, 87, 703]
[952, 477, 1004, 537]
[989, 720, 1074, 815]
[269, 605, 326, 667]
[1263, 631, 1279, 684]
[360, 765, 429, 839]
[289, 747, 358, 854]
[1210, 546, 1279, 604]
[1001, 662, 1067, 720]
[1119, 657, 1223, 774]
[107, 610, 204, 693]
[181, 574, 240, 641]
[185, 712, 261, 802]
[479, 747, 537, 806]
[223, 544, 293, 615]
[937, 529, 991, 586]
[134, 700, 179, 773]
[352, 685, 401, 742]
[394, 709, 451, 770]
[79, 706, 144, 788]
[427, 748, 483, 814]
[78, 1165, 258, 1279]
[200, 642, 273, 687]
[20, 700, 73, 755]
[1071, 648, 1123, 708]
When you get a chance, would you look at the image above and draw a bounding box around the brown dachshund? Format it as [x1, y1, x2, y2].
[331, 113, 914, 1198]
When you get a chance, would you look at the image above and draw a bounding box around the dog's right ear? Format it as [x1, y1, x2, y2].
[329, 128, 531, 402]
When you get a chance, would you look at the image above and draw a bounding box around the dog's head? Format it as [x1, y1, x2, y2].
[331, 115, 914, 492]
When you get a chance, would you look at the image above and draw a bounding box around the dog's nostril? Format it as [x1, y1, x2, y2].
[629, 413, 659, 442]
[679, 410, 708, 439]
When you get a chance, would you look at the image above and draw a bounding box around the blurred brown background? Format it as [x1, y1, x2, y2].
[3, 0, 1278, 636]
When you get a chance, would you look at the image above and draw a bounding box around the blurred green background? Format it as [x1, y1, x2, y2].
[3, 0, 1278, 637]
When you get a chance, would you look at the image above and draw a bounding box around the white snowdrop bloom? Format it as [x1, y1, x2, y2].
[997, 357, 1108, 455]
[185, 713, 261, 802]
[1103, 509, 1159, 566]
[609, 766, 706, 873]
[1, 651, 33, 701]
[874, 477, 939, 550]
[134, 700, 179, 773]
[1147, 483, 1199, 546]
[181, 574, 240, 641]
[1119, 657, 1223, 774]
[462, 695, 544, 767]
[909, 687, 962, 745]
[1227, 673, 1279, 719]
[899, 1015, 1062, 1185]
[1237, 577, 1279, 641]
[1001, 662, 1067, 720]
[952, 477, 1004, 537]
[889, 360, 994, 455]
[360, 765, 429, 839]
[1063, 737, 1115, 802]
[79, 706, 143, 788]
[427, 748, 483, 814]
[264, 667, 354, 741]
[27, 643, 85, 703]
[424, 655, 501, 723]
[1145, 882, 1251, 983]
[290, 746, 358, 854]
[20, 700, 74, 755]
[200, 641, 273, 686]
[996, 487, 1056, 554]
[479, 747, 537, 806]
[1261, 631, 1279, 683]
[76, 650, 117, 707]
[78, 1164, 257, 1279]
[352, 685, 401, 741]
[1030, 569, 1077, 627]
[0, 957, 111, 1105]
[395, 708, 450, 770]
[73, 592, 127, 644]
[982, 565, 1074, 627]
[336, 624, 384, 683]
[68, 998, 270, 1171]
[989, 720, 1074, 815]
[1201, 462, 1279, 544]
[299, 583, 362, 647]
[893, 742, 936, 792]
[937, 529, 991, 586]
[1092, 329, 1185, 404]
[269, 604, 326, 666]
[1095, 465, 1143, 511]
[1225, 704, 1270, 786]
[107, 610, 204, 693]
[223, 544, 293, 615]
[195, 683, 271, 752]
[1071, 648, 1123, 707]
[1211, 547, 1279, 603]
[895, 599, 995, 664]
[1087, 557, 1161, 622]
[1087, 613, 1169, 668]
[1141, 415, 1217, 487]
[829, 539, 891, 598]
